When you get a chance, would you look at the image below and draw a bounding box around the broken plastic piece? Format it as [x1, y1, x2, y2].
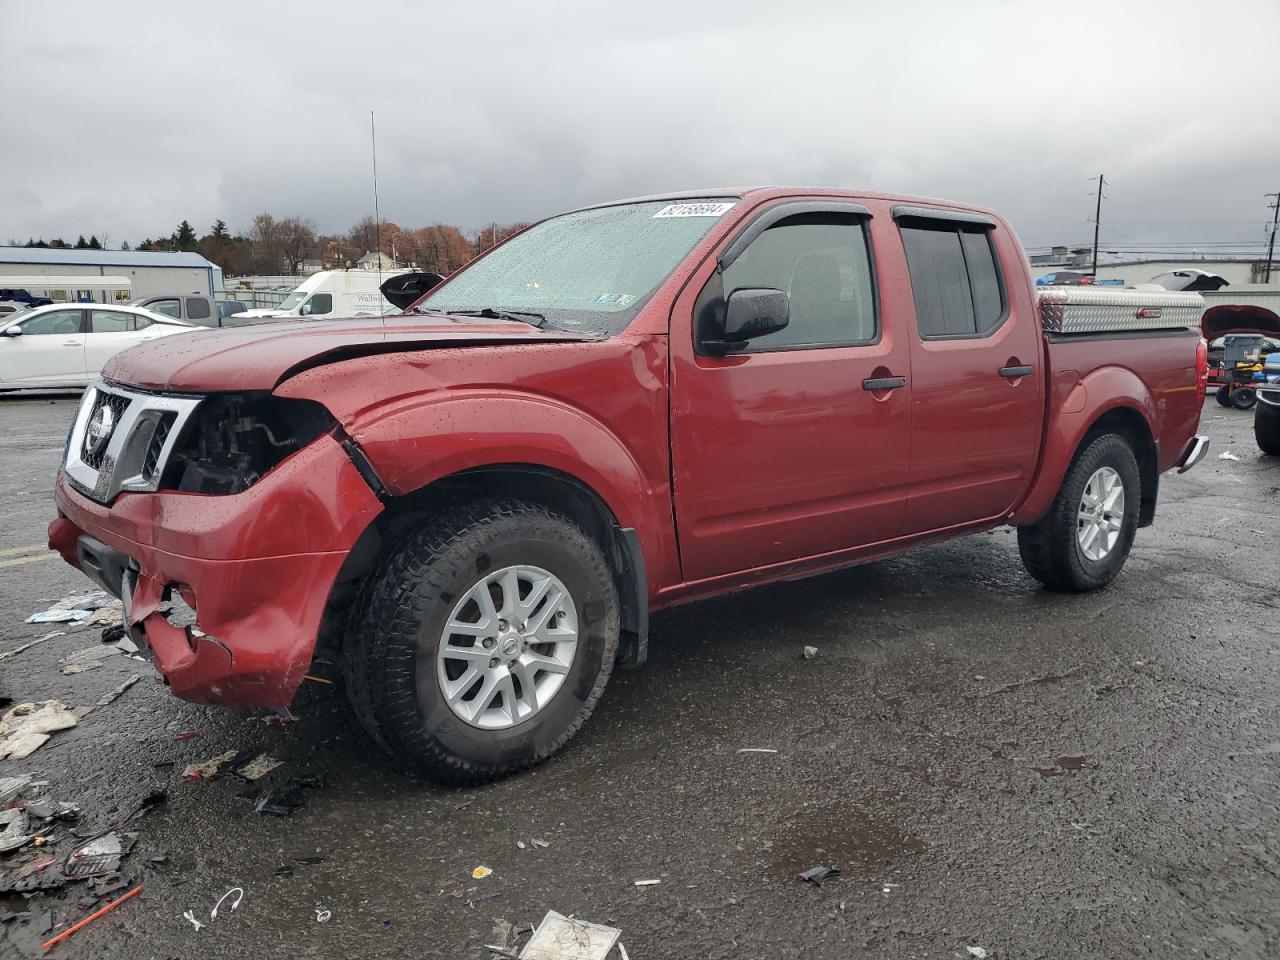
[0, 631, 63, 662]
[0, 774, 33, 805]
[0, 700, 78, 760]
[183, 908, 206, 931]
[799, 865, 841, 885]
[0, 808, 32, 854]
[633, 878, 660, 886]
[314, 905, 332, 922]
[966, 948, 990, 959]
[520, 910, 621, 960]
[65, 833, 124, 878]
[1219, 451, 1240, 461]
[803, 645, 818, 659]
[736, 748, 778, 754]
[232, 753, 283, 781]
[473, 865, 494, 879]
[182, 750, 240, 782]
[26, 609, 91, 624]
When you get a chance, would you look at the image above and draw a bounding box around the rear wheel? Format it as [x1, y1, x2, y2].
[1017, 433, 1141, 592]
[344, 499, 619, 784]
[1256, 401, 1280, 455]
[1231, 386, 1257, 410]
[1215, 385, 1232, 407]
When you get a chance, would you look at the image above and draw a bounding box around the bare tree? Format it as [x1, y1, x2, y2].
[277, 216, 319, 274]
[249, 213, 282, 273]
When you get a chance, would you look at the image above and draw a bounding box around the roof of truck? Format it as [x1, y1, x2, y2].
[574, 186, 1002, 219]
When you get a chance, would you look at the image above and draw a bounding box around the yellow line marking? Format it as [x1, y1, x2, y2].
[0, 544, 47, 558]
[0, 554, 58, 569]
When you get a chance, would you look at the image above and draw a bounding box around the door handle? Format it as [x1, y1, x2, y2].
[999, 365, 1034, 378]
[862, 376, 907, 391]
[62, 340, 81, 346]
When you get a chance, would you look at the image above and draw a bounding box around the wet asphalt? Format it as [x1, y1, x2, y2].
[0, 392, 1278, 959]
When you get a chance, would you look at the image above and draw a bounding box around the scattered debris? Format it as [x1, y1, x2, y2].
[253, 781, 311, 816]
[26, 609, 92, 624]
[82, 675, 142, 716]
[617, 944, 631, 960]
[0, 808, 32, 853]
[64, 833, 126, 878]
[967, 948, 990, 959]
[59, 639, 136, 673]
[633, 878, 660, 886]
[175, 731, 201, 742]
[210, 886, 244, 919]
[473, 865, 494, 879]
[314, 905, 332, 922]
[529, 838, 551, 849]
[0, 774, 33, 805]
[799, 865, 841, 886]
[182, 909, 206, 931]
[521, 910, 621, 960]
[1219, 451, 1241, 461]
[294, 855, 325, 865]
[232, 753, 283, 782]
[0, 631, 64, 661]
[0, 700, 79, 759]
[736, 747, 778, 754]
[41, 884, 144, 951]
[182, 750, 240, 783]
[803, 645, 818, 659]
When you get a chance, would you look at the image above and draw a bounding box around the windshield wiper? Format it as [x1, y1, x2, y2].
[444, 307, 548, 328]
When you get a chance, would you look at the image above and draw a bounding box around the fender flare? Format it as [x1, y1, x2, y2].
[1011, 365, 1157, 526]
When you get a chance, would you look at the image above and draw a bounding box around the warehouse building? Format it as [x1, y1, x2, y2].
[0, 247, 223, 302]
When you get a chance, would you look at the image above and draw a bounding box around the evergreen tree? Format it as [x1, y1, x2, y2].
[88, 235, 102, 249]
[75, 235, 89, 249]
[173, 220, 198, 251]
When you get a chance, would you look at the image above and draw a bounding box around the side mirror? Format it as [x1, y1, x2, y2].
[704, 288, 789, 353]
[380, 272, 446, 310]
[2, 326, 21, 337]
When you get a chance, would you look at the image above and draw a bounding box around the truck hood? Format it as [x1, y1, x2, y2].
[102, 315, 598, 393]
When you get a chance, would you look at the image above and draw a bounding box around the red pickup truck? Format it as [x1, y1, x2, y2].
[48, 188, 1209, 783]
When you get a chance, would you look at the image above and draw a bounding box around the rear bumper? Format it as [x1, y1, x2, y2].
[1176, 434, 1210, 474]
[48, 435, 383, 709]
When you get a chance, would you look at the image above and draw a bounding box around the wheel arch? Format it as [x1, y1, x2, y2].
[318, 462, 649, 670]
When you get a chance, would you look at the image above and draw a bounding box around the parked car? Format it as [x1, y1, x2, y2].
[0, 301, 28, 320]
[217, 300, 249, 322]
[0, 287, 53, 308]
[128, 294, 220, 327]
[0, 303, 192, 390]
[1257, 360, 1280, 453]
[48, 187, 1209, 784]
[231, 269, 409, 320]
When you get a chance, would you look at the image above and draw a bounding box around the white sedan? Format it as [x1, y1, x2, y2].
[0, 303, 193, 390]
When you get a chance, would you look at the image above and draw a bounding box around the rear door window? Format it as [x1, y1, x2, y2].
[900, 220, 1006, 338]
[90, 310, 134, 333]
[185, 297, 212, 321]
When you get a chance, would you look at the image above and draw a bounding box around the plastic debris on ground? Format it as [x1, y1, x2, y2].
[1219, 451, 1240, 461]
[633, 878, 660, 886]
[249, 776, 321, 816]
[233, 752, 284, 781]
[0, 631, 64, 662]
[79, 675, 142, 718]
[0, 700, 79, 759]
[803, 645, 818, 659]
[519, 910, 621, 960]
[473, 865, 494, 879]
[799, 865, 841, 885]
[25, 609, 92, 624]
[737, 747, 778, 754]
[42, 884, 143, 950]
[967, 947, 990, 959]
[0, 774, 33, 805]
[64, 833, 128, 878]
[182, 750, 239, 782]
[60, 639, 137, 674]
[0, 808, 33, 854]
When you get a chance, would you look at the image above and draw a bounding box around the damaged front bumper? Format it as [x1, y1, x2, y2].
[48, 434, 383, 709]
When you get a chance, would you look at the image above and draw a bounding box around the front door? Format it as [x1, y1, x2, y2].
[895, 211, 1043, 534]
[0, 308, 87, 386]
[670, 201, 913, 582]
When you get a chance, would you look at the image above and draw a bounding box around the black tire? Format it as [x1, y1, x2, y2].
[1017, 433, 1142, 593]
[1231, 387, 1257, 410]
[1256, 401, 1280, 455]
[344, 499, 620, 784]
[1215, 384, 1232, 407]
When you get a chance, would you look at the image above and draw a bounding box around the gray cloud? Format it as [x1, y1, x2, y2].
[4, 0, 1278, 254]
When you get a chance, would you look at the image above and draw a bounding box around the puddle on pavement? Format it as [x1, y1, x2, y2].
[769, 797, 924, 877]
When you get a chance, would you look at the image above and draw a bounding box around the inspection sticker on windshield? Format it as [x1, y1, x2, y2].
[652, 202, 736, 218]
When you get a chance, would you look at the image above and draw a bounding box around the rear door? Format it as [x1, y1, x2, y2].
[670, 200, 912, 581]
[894, 208, 1043, 534]
[0, 308, 87, 386]
[85, 309, 158, 377]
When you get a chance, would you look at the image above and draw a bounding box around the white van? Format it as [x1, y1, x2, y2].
[232, 269, 410, 320]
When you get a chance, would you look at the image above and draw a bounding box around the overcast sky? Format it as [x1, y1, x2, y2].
[5, 0, 1278, 253]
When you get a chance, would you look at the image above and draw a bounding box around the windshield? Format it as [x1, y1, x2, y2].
[419, 199, 737, 334]
[278, 292, 306, 311]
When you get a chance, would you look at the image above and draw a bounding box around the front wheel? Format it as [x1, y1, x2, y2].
[1017, 433, 1141, 592]
[1257, 401, 1280, 455]
[344, 499, 620, 784]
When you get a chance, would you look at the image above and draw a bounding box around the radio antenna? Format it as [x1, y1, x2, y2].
[371, 109, 385, 322]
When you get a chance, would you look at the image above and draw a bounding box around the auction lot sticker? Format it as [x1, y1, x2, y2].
[652, 202, 736, 218]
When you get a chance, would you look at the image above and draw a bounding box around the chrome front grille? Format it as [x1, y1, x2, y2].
[64, 381, 203, 504]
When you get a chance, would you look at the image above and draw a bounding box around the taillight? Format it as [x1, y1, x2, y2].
[1196, 337, 1209, 394]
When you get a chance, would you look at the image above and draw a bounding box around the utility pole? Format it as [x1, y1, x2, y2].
[1266, 192, 1279, 284]
[1091, 174, 1106, 277]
